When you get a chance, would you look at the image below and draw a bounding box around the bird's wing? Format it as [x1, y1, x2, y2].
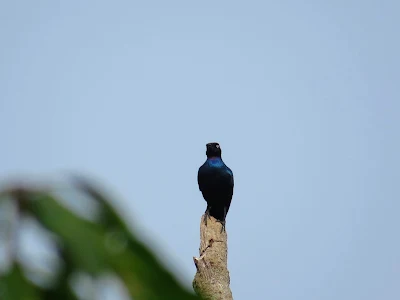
[197, 165, 206, 191]
[226, 167, 234, 187]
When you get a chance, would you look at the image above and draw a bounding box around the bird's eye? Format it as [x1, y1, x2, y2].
[216, 144, 220, 148]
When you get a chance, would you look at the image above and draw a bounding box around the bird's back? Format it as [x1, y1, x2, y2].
[198, 158, 234, 221]
[198, 158, 233, 191]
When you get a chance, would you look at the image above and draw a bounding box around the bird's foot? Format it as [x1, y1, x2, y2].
[217, 220, 226, 233]
[203, 209, 211, 226]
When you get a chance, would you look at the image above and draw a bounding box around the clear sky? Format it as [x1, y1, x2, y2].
[1, 1, 399, 299]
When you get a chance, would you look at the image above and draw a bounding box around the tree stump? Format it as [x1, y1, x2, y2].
[192, 215, 233, 300]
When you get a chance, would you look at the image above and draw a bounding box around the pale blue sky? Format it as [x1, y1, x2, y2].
[1, 1, 399, 299]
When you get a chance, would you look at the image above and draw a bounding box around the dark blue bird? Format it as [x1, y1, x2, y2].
[197, 142, 234, 232]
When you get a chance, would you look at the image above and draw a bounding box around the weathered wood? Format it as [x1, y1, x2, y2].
[192, 215, 233, 300]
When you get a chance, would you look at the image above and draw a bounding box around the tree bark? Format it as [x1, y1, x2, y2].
[192, 215, 233, 300]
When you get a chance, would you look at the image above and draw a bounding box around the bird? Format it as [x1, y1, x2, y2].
[197, 142, 234, 232]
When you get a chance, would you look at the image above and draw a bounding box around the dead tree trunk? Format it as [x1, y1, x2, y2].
[192, 215, 233, 300]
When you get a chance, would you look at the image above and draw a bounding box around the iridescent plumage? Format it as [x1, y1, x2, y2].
[197, 142, 234, 232]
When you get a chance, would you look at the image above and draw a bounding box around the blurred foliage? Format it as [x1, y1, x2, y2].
[0, 176, 200, 300]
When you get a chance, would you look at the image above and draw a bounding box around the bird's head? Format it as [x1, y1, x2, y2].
[206, 142, 222, 158]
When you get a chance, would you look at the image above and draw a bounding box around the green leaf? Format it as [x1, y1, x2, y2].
[3, 179, 201, 300]
[40, 250, 79, 300]
[74, 177, 201, 300]
[0, 265, 41, 300]
[24, 192, 111, 275]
